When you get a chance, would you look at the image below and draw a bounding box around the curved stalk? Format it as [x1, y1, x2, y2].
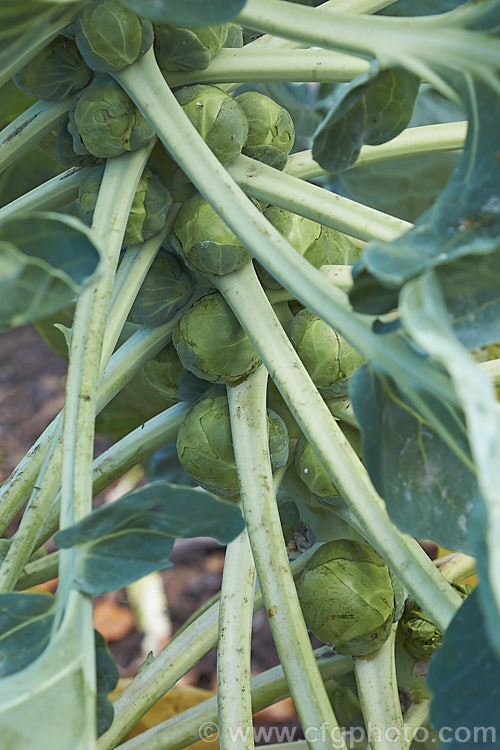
[435, 553, 476, 584]
[217, 531, 256, 750]
[285, 122, 467, 180]
[216, 263, 462, 631]
[228, 366, 346, 750]
[0, 166, 87, 222]
[353, 626, 404, 750]
[0, 98, 74, 175]
[15, 550, 59, 591]
[166, 48, 368, 88]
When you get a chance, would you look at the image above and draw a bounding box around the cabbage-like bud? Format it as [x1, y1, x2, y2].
[173, 292, 261, 384]
[148, 143, 196, 203]
[79, 165, 172, 245]
[176, 390, 289, 497]
[129, 250, 194, 326]
[175, 84, 248, 165]
[14, 37, 91, 102]
[68, 76, 155, 158]
[295, 423, 362, 506]
[174, 193, 251, 275]
[258, 207, 330, 289]
[235, 91, 295, 170]
[326, 231, 361, 264]
[75, 0, 153, 73]
[55, 123, 99, 167]
[154, 24, 228, 72]
[287, 309, 364, 397]
[297, 539, 395, 656]
[143, 342, 186, 400]
[224, 23, 244, 48]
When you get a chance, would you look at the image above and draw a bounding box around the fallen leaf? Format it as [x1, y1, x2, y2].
[93, 596, 135, 641]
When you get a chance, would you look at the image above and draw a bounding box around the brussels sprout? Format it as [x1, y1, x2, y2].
[129, 250, 194, 327]
[75, 0, 153, 73]
[326, 231, 361, 265]
[235, 91, 295, 170]
[295, 423, 362, 506]
[55, 123, 98, 167]
[258, 207, 330, 289]
[79, 165, 172, 245]
[400, 601, 442, 660]
[297, 539, 395, 656]
[173, 293, 261, 384]
[68, 76, 155, 158]
[223, 23, 244, 48]
[148, 143, 197, 203]
[176, 390, 289, 497]
[175, 85, 248, 165]
[154, 24, 228, 72]
[287, 309, 364, 397]
[13, 37, 91, 102]
[174, 193, 251, 275]
[143, 342, 186, 400]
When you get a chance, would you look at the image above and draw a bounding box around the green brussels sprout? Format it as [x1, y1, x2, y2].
[326, 232, 361, 265]
[223, 23, 244, 48]
[154, 24, 228, 72]
[258, 207, 330, 289]
[287, 309, 364, 397]
[173, 293, 261, 384]
[142, 342, 186, 400]
[13, 37, 91, 102]
[79, 165, 172, 245]
[400, 601, 442, 660]
[148, 143, 197, 203]
[55, 123, 98, 167]
[176, 390, 289, 497]
[175, 85, 248, 165]
[129, 249, 194, 326]
[174, 193, 251, 275]
[68, 76, 155, 158]
[75, 0, 153, 74]
[295, 423, 362, 506]
[297, 539, 395, 656]
[235, 91, 295, 170]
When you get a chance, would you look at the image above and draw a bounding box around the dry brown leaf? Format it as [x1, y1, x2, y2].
[93, 596, 135, 641]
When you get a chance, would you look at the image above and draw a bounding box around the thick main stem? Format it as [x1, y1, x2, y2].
[228, 366, 346, 750]
[217, 263, 462, 632]
[217, 531, 256, 750]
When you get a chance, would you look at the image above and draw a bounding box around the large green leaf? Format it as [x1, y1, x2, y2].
[55, 481, 245, 594]
[350, 364, 477, 553]
[121, 0, 246, 25]
[0, 212, 101, 331]
[428, 589, 500, 748]
[312, 66, 420, 172]
[0, 593, 54, 677]
[0, 593, 96, 749]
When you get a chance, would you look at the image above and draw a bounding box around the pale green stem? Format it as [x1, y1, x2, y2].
[480, 358, 500, 387]
[228, 366, 346, 750]
[285, 121, 467, 180]
[116, 52, 455, 407]
[38, 401, 190, 545]
[166, 48, 368, 88]
[267, 266, 353, 303]
[353, 626, 404, 750]
[0, 4, 84, 88]
[0, 166, 87, 222]
[217, 531, 256, 750]
[98, 551, 317, 750]
[16, 550, 59, 590]
[227, 155, 410, 242]
[0, 318, 178, 537]
[216, 263, 462, 631]
[234, 0, 500, 86]
[0, 98, 74, 175]
[403, 700, 430, 749]
[116, 649, 352, 750]
[435, 553, 477, 584]
[0, 150, 151, 590]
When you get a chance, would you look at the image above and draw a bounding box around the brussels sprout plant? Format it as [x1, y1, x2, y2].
[0, 0, 498, 749]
